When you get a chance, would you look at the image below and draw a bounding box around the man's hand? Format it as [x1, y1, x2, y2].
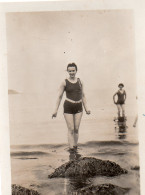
[86, 110, 91, 115]
[52, 112, 57, 119]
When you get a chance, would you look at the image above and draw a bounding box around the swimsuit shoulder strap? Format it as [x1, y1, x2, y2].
[64, 79, 68, 90]
[77, 78, 82, 88]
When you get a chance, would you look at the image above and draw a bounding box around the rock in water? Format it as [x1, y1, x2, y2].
[48, 157, 127, 178]
[131, 165, 140, 170]
[77, 183, 130, 195]
[12, 184, 40, 195]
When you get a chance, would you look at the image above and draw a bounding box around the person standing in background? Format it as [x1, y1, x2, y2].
[113, 83, 127, 118]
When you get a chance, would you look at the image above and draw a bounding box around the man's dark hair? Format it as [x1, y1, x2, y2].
[67, 63, 78, 71]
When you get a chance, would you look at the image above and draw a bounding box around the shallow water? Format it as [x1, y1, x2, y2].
[11, 144, 140, 194]
[10, 117, 140, 195]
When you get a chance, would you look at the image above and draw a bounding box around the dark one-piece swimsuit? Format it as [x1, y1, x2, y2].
[63, 78, 83, 114]
[116, 90, 126, 105]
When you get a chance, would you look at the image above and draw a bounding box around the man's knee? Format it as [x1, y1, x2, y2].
[68, 127, 74, 135]
[74, 129, 78, 134]
[117, 107, 120, 111]
[117, 106, 121, 111]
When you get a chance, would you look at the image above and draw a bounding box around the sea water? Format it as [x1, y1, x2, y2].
[10, 117, 140, 195]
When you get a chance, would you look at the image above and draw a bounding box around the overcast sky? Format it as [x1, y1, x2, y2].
[6, 10, 137, 123]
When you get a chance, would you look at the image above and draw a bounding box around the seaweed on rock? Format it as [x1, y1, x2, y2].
[48, 157, 127, 178]
[76, 183, 130, 195]
[12, 184, 40, 195]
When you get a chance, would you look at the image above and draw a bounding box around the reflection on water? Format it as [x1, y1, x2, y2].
[114, 117, 128, 140]
[63, 149, 91, 194]
[64, 177, 91, 195]
[69, 149, 82, 161]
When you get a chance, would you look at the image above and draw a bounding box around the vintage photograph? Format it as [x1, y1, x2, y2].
[6, 10, 140, 194]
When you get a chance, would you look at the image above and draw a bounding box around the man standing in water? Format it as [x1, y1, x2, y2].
[113, 83, 127, 118]
[52, 63, 90, 151]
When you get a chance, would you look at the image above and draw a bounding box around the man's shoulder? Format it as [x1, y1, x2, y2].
[60, 80, 66, 87]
